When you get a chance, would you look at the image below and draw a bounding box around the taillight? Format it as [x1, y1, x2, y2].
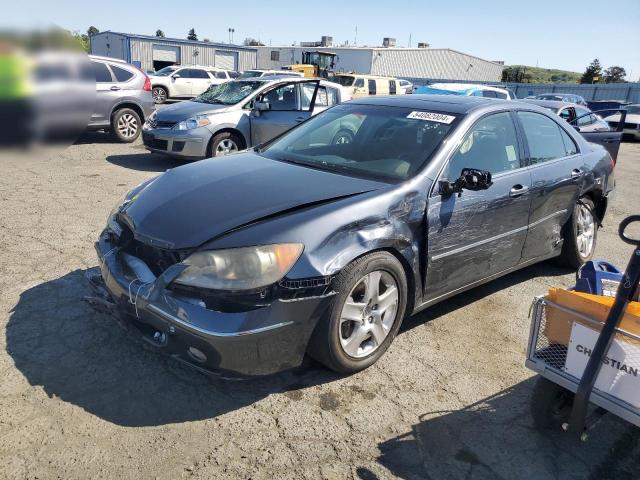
[143, 75, 151, 91]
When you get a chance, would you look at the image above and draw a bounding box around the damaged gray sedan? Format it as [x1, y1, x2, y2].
[89, 95, 614, 377]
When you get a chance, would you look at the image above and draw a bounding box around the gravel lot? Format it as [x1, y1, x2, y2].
[1, 134, 639, 480]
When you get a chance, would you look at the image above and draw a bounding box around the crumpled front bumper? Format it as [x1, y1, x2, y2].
[90, 231, 332, 377]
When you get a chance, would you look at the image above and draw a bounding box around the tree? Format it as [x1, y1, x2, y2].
[203, 38, 210, 43]
[187, 28, 198, 41]
[155, 29, 165, 38]
[243, 37, 265, 46]
[87, 26, 99, 37]
[580, 58, 602, 84]
[603, 66, 626, 83]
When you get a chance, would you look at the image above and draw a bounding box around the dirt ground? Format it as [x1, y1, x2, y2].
[1, 134, 639, 480]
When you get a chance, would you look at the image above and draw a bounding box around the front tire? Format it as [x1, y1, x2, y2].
[558, 197, 597, 268]
[307, 252, 407, 373]
[208, 131, 242, 157]
[111, 108, 141, 143]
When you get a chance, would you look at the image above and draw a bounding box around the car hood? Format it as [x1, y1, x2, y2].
[120, 152, 387, 249]
[155, 101, 232, 123]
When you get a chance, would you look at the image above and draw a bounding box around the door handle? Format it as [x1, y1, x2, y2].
[571, 168, 583, 179]
[110, 86, 120, 91]
[509, 184, 529, 197]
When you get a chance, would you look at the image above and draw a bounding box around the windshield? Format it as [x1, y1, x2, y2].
[192, 81, 264, 105]
[626, 105, 640, 114]
[153, 66, 178, 77]
[237, 70, 262, 79]
[331, 75, 355, 87]
[260, 104, 457, 182]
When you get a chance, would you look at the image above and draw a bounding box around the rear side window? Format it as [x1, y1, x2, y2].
[517, 111, 567, 164]
[559, 128, 578, 156]
[481, 90, 497, 98]
[228, 71, 239, 78]
[326, 87, 339, 105]
[494, 91, 508, 99]
[213, 71, 227, 79]
[91, 61, 113, 82]
[111, 65, 134, 82]
[389, 80, 397, 95]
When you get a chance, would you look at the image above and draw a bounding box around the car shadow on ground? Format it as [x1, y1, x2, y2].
[106, 152, 188, 172]
[6, 261, 572, 429]
[5, 269, 341, 427]
[366, 377, 640, 480]
[402, 260, 573, 334]
[74, 131, 125, 145]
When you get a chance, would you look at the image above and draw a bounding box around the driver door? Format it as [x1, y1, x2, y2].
[424, 111, 532, 301]
[250, 81, 319, 145]
[171, 69, 193, 97]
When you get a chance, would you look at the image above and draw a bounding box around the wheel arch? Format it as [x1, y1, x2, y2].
[207, 127, 248, 154]
[580, 189, 607, 225]
[110, 102, 145, 125]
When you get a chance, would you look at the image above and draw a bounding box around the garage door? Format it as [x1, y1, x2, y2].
[153, 44, 180, 63]
[215, 51, 238, 70]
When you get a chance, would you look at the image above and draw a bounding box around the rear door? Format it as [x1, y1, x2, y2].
[187, 68, 213, 96]
[90, 60, 118, 126]
[516, 111, 584, 261]
[250, 81, 318, 145]
[425, 111, 532, 301]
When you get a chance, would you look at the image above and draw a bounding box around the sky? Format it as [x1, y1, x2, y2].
[7, 0, 640, 79]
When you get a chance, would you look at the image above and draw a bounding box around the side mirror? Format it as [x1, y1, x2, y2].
[439, 168, 492, 198]
[171, 73, 180, 80]
[253, 100, 270, 112]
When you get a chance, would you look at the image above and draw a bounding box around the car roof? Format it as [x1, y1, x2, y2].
[430, 82, 508, 93]
[520, 99, 584, 110]
[88, 55, 128, 64]
[349, 94, 512, 113]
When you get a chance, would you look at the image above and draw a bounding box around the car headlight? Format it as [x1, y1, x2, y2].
[174, 243, 304, 291]
[147, 110, 157, 124]
[174, 114, 211, 130]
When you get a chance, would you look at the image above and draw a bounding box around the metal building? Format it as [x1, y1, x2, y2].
[257, 46, 503, 82]
[90, 32, 258, 72]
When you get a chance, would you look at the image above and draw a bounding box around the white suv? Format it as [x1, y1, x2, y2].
[150, 65, 236, 103]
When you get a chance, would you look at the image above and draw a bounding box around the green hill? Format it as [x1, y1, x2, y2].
[502, 65, 582, 84]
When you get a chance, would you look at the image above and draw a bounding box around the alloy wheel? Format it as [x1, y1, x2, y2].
[152, 88, 167, 103]
[215, 139, 239, 156]
[576, 203, 595, 257]
[117, 113, 138, 139]
[339, 270, 399, 358]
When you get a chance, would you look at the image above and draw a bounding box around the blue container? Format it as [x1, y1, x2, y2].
[574, 260, 623, 297]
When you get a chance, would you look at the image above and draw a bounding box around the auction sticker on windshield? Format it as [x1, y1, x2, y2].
[407, 111, 456, 124]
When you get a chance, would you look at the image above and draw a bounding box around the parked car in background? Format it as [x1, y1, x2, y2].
[94, 95, 614, 377]
[87, 55, 154, 142]
[587, 100, 631, 119]
[604, 104, 640, 140]
[330, 74, 405, 98]
[521, 99, 623, 161]
[399, 79, 414, 94]
[414, 83, 516, 99]
[150, 65, 235, 104]
[534, 93, 587, 106]
[142, 77, 350, 159]
[237, 69, 304, 79]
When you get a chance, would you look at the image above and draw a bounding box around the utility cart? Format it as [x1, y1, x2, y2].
[526, 215, 640, 440]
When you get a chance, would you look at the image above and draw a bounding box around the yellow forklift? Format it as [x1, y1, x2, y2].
[283, 51, 337, 78]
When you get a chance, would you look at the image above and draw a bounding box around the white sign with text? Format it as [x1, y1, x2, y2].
[565, 322, 640, 408]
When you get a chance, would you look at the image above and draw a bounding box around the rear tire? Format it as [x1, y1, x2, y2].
[152, 86, 168, 104]
[531, 377, 574, 430]
[557, 197, 597, 268]
[111, 108, 141, 143]
[307, 251, 407, 374]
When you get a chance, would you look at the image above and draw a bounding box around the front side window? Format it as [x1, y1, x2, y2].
[558, 108, 573, 122]
[494, 90, 508, 99]
[261, 83, 298, 111]
[153, 66, 178, 76]
[188, 69, 209, 79]
[91, 61, 113, 83]
[481, 90, 497, 98]
[330, 75, 355, 87]
[213, 71, 227, 79]
[575, 107, 594, 126]
[517, 111, 567, 164]
[448, 112, 520, 177]
[354, 78, 365, 88]
[260, 104, 456, 181]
